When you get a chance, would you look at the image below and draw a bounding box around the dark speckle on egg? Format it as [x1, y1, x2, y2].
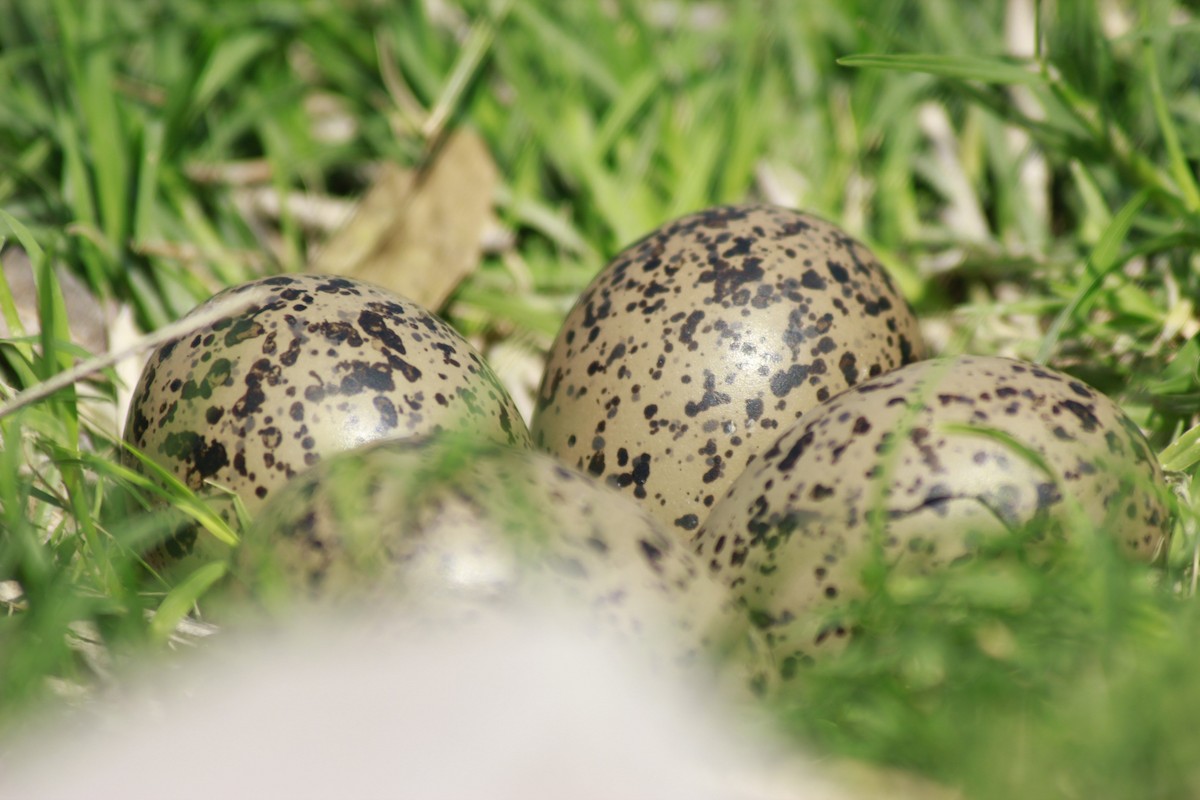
[693, 354, 1173, 671]
[532, 205, 925, 538]
[123, 274, 532, 570]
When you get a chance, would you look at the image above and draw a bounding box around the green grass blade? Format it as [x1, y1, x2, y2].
[190, 32, 275, 123]
[0, 413, 49, 583]
[422, 0, 513, 143]
[54, 108, 105, 283]
[1142, 40, 1200, 213]
[593, 68, 659, 157]
[132, 120, 166, 245]
[508, 3, 620, 99]
[149, 560, 227, 643]
[118, 440, 241, 547]
[1036, 189, 1148, 364]
[34, 254, 73, 378]
[77, 1, 130, 254]
[0, 237, 28, 339]
[838, 53, 1046, 85]
[1160, 423, 1200, 473]
[0, 209, 45, 262]
[0, 226, 47, 389]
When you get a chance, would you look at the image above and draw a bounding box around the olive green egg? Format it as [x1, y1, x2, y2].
[532, 204, 925, 540]
[236, 435, 752, 669]
[693, 355, 1173, 668]
[123, 274, 530, 567]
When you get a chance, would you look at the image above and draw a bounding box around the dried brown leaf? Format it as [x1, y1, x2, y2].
[309, 129, 498, 310]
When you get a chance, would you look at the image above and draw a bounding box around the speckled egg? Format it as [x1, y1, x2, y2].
[234, 434, 752, 669]
[532, 204, 925, 540]
[693, 354, 1172, 667]
[124, 274, 531, 562]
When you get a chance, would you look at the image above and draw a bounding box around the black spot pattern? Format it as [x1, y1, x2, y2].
[692, 354, 1171, 672]
[122, 274, 532, 570]
[532, 204, 925, 538]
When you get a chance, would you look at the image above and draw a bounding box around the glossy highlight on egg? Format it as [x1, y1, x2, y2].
[238, 435, 751, 669]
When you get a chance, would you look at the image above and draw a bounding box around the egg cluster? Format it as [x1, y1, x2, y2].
[123, 203, 1173, 683]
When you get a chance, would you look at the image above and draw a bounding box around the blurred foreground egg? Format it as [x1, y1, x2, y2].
[236, 436, 752, 669]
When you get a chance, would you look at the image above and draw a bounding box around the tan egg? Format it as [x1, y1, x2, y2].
[693, 355, 1173, 672]
[235, 435, 753, 671]
[532, 204, 924, 540]
[123, 274, 530, 567]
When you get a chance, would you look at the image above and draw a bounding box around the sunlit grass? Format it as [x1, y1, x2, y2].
[1, 0, 1200, 796]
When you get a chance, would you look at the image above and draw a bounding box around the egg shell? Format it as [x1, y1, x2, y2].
[123, 274, 531, 563]
[235, 435, 753, 670]
[532, 204, 925, 539]
[693, 354, 1173, 664]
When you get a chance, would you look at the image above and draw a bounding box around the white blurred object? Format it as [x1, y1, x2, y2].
[0, 606, 855, 800]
